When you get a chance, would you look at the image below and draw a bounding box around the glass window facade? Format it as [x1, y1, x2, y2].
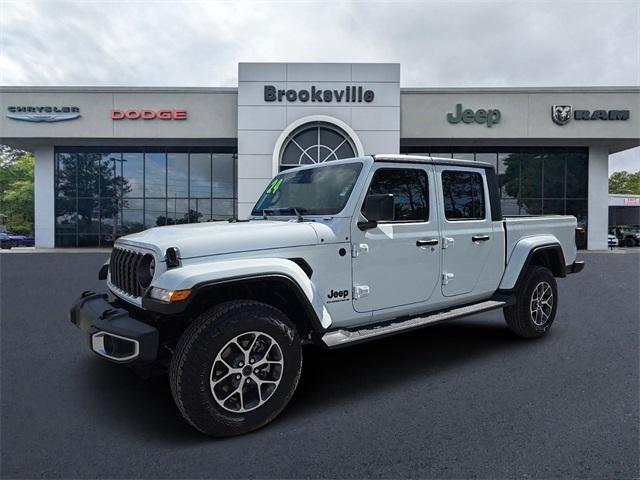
[401, 147, 589, 247]
[55, 147, 236, 247]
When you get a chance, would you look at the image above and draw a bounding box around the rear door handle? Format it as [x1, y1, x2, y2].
[472, 235, 491, 242]
[417, 239, 439, 247]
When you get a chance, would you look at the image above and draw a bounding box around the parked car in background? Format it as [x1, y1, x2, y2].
[608, 233, 619, 247]
[614, 227, 640, 247]
[6, 232, 35, 247]
[0, 232, 17, 249]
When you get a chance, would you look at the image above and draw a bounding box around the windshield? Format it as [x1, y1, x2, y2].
[252, 162, 363, 216]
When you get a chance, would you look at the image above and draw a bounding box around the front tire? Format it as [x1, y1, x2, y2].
[503, 266, 558, 338]
[169, 300, 302, 437]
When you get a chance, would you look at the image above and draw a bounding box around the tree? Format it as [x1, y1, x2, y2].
[0, 150, 34, 235]
[609, 171, 640, 195]
[56, 153, 131, 238]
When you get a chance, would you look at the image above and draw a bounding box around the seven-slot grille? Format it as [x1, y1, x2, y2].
[109, 247, 145, 297]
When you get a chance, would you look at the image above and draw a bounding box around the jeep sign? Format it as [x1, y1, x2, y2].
[447, 104, 501, 127]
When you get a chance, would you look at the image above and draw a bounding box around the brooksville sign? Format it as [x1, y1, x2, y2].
[264, 85, 374, 103]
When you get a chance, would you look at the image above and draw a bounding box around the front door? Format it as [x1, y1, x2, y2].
[351, 166, 441, 313]
[435, 166, 494, 297]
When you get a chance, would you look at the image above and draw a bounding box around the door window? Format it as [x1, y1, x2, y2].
[442, 170, 485, 220]
[365, 168, 429, 222]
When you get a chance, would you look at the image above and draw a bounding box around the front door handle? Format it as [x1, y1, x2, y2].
[417, 239, 439, 247]
[472, 235, 491, 242]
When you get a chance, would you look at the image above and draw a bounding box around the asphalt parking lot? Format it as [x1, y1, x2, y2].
[1, 249, 638, 479]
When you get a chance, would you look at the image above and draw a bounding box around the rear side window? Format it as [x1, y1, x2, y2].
[366, 168, 429, 221]
[442, 170, 486, 220]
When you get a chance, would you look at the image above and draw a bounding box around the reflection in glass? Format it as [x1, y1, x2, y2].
[166, 198, 190, 224]
[77, 198, 100, 234]
[121, 198, 144, 235]
[519, 152, 543, 198]
[190, 198, 211, 222]
[498, 153, 519, 200]
[145, 198, 167, 228]
[544, 153, 565, 198]
[213, 154, 235, 197]
[452, 152, 474, 161]
[190, 153, 211, 198]
[213, 199, 234, 220]
[55, 148, 236, 247]
[168, 152, 189, 198]
[442, 171, 485, 220]
[122, 153, 144, 197]
[475, 153, 497, 164]
[100, 153, 121, 197]
[430, 149, 452, 159]
[77, 152, 99, 198]
[519, 199, 542, 215]
[566, 153, 588, 198]
[145, 152, 166, 197]
[543, 199, 565, 215]
[367, 169, 429, 221]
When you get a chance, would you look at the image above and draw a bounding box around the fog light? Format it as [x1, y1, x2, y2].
[149, 287, 191, 303]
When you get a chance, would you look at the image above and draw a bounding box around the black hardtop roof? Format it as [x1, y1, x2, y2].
[373, 154, 494, 170]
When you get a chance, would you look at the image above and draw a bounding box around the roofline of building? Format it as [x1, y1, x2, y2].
[1, 85, 639, 94]
[0, 86, 238, 93]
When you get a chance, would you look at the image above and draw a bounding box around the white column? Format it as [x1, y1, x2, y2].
[587, 145, 609, 250]
[33, 145, 55, 248]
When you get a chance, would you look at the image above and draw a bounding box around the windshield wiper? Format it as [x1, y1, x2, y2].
[276, 207, 308, 222]
[262, 209, 276, 219]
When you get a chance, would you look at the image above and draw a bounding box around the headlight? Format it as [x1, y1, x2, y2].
[149, 287, 191, 303]
[137, 254, 156, 289]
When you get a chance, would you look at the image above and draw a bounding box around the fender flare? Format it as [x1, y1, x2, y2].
[499, 235, 566, 291]
[141, 257, 333, 332]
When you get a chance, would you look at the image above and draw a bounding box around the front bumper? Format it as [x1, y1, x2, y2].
[70, 291, 159, 364]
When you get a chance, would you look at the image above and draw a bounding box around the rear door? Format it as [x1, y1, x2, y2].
[436, 166, 494, 297]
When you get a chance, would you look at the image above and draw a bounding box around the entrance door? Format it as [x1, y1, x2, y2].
[436, 166, 493, 297]
[351, 166, 441, 313]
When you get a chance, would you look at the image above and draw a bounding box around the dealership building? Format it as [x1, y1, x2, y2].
[1, 63, 638, 250]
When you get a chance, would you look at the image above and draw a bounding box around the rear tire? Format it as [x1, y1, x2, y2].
[169, 300, 302, 437]
[625, 237, 635, 247]
[503, 266, 558, 338]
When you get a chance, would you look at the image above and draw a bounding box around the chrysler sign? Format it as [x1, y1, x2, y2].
[6, 106, 81, 122]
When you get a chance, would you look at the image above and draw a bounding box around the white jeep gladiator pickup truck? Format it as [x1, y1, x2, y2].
[71, 154, 584, 436]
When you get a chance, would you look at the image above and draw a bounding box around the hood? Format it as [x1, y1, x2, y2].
[116, 220, 320, 259]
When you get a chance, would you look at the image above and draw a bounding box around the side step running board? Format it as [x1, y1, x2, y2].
[322, 299, 507, 348]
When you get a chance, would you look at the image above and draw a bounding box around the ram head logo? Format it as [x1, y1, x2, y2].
[551, 105, 572, 125]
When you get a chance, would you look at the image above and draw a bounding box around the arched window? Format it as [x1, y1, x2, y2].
[279, 122, 356, 169]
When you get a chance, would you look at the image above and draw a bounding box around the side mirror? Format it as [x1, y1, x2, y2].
[358, 194, 395, 230]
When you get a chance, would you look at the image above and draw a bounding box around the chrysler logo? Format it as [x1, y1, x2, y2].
[551, 105, 572, 125]
[7, 106, 81, 122]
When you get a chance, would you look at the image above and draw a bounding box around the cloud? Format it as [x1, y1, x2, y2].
[1, 0, 638, 87]
[1, 0, 638, 172]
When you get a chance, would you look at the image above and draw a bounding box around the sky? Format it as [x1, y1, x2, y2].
[0, 0, 638, 172]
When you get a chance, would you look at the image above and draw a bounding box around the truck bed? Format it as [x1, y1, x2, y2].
[504, 215, 578, 267]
